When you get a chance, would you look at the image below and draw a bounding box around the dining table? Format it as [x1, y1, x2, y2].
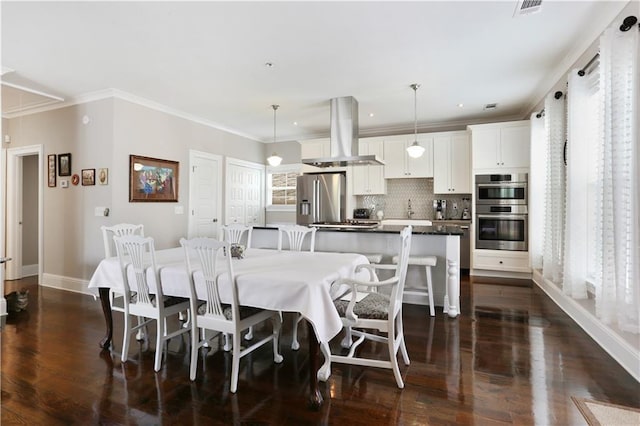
[88, 247, 369, 409]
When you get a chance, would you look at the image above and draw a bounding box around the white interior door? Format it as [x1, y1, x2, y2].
[225, 158, 265, 226]
[188, 151, 222, 238]
[5, 145, 44, 281]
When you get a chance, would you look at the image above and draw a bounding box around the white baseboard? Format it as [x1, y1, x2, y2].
[22, 264, 38, 277]
[470, 268, 532, 279]
[41, 273, 93, 296]
[532, 270, 640, 383]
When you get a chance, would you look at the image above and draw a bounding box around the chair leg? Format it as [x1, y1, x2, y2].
[291, 314, 303, 350]
[388, 323, 404, 389]
[397, 316, 410, 366]
[136, 316, 146, 341]
[154, 317, 165, 372]
[223, 333, 232, 351]
[341, 326, 353, 348]
[317, 341, 332, 381]
[426, 266, 435, 317]
[121, 313, 131, 363]
[244, 326, 254, 341]
[272, 316, 284, 363]
[190, 325, 199, 381]
[230, 333, 241, 393]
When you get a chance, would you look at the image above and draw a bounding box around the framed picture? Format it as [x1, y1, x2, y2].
[129, 155, 179, 202]
[98, 168, 108, 185]
[60, 180, 69, 188]
[58, 153, 71, 176]
[48, 154, 57, 187]
[81, 169, 95, 186]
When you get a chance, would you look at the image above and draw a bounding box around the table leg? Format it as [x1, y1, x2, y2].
[98, 287, 113, 349]
[307, 320, 323, 410]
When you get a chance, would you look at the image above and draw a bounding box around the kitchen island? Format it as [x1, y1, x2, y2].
[252, 224, 462, 318]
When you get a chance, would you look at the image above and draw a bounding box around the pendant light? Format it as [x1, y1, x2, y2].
[406, 83, 425, 159]
[266, 104, 283, 166]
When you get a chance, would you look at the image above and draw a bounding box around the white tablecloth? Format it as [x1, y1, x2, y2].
[88, 248, 369, 343]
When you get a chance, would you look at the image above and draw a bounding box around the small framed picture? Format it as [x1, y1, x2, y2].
[98, 168, 108, 185]
[81, 169, 95, 186]
[58, 153, 71, 176]
[60, 180, 69, 188]
[47, 154, 57, 187]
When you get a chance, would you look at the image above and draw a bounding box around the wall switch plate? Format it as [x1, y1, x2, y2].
[175, 205, 184, 215]
[95, 207, 109, 217]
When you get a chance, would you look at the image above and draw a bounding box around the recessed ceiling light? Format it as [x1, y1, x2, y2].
[369, 113, 374, 117]
[293, 121, 298, 126]
[457, 103, 464, 108]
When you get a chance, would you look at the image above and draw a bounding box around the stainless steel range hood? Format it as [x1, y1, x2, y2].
[301, 96, 384, 167]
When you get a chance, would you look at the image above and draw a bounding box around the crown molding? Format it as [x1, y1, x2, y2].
[2, 88, 262, 142]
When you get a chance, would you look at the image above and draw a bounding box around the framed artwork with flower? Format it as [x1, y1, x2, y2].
[129, 155, 179, 202]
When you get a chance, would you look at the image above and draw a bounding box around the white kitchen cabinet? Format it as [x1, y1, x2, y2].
[473, 249, 530, 273]
[383, 135, 433, 178]
[352, 137, 386, 195]
[433, 131, 471, 194]
[469, 121, 530, 170]
[300, 138, 330, 159]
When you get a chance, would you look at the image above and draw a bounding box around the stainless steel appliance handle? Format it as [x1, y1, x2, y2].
[313, 179, 320, 222]
[476, 214, 527, 220]
[476, 182, 526, 188]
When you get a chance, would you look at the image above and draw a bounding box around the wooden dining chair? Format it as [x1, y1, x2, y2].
[180, 237, 283, 392]
[114, 235, 191, 371]
[277, 225, 317, 350]
[322, 225, 413, 388]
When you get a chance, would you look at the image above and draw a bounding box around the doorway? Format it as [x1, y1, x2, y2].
[6, 145, 44, 282]
[187, 150, 222, 239]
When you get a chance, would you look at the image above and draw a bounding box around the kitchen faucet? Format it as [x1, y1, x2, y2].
[407, 199, 414, 218]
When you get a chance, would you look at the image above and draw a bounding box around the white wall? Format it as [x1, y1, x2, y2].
[2, 96, 266, 286]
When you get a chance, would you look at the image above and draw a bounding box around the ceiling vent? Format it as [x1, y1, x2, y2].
[483, 103, 498, 111]
[513, 0, 542, 17]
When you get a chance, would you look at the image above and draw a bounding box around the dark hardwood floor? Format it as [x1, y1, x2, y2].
[2, 274, 639, 425]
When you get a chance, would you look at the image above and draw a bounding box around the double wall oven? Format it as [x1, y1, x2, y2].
[475, 173, 528, 251]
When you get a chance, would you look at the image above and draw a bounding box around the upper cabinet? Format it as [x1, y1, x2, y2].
[433, 131, 471, 194]
[469, 120, 530, 170]
[383, 135, 433, 179]
[300, 138, 330, 159]
[352, 137, 386, 195]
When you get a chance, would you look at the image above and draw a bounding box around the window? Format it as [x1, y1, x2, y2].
[266, 165, 301, 211]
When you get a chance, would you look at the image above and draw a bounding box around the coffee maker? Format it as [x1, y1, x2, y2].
[433, 199, 447, 220]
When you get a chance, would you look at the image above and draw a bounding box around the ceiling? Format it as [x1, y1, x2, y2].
[0, 1, 629, 143]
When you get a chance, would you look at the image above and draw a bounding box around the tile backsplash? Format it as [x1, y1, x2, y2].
[358, 178, 471, 220]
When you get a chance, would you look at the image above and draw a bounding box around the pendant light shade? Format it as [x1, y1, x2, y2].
[406, 83, 425, 159]
[267, 104, 283, 166]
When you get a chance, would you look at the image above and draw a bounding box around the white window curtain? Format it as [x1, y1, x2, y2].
[529, 112, 546, 270]
[562, 70, 596, 299]
[595, 25, 639, 333]
[542, 92, 566, 284]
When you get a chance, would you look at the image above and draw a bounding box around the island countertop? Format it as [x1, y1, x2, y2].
[254, 224, 464, 236]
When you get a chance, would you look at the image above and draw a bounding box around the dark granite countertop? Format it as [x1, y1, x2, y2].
[254, 225, 463, 236]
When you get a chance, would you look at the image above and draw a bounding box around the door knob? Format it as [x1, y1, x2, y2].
[213, 218, 218, 223]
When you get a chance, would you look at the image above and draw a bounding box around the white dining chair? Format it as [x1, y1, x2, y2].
[221, 224, 254, 345]
[277, 225, 317, 350]
[180, 237, 283, 392]
[221, 224, 253, 248]
[114, 235, 191, 371]
[101, 224, 147, 339]
[323, 225, 412, 388]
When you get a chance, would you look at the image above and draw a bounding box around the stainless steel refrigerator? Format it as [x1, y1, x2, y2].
[296, 172, 346, 225]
